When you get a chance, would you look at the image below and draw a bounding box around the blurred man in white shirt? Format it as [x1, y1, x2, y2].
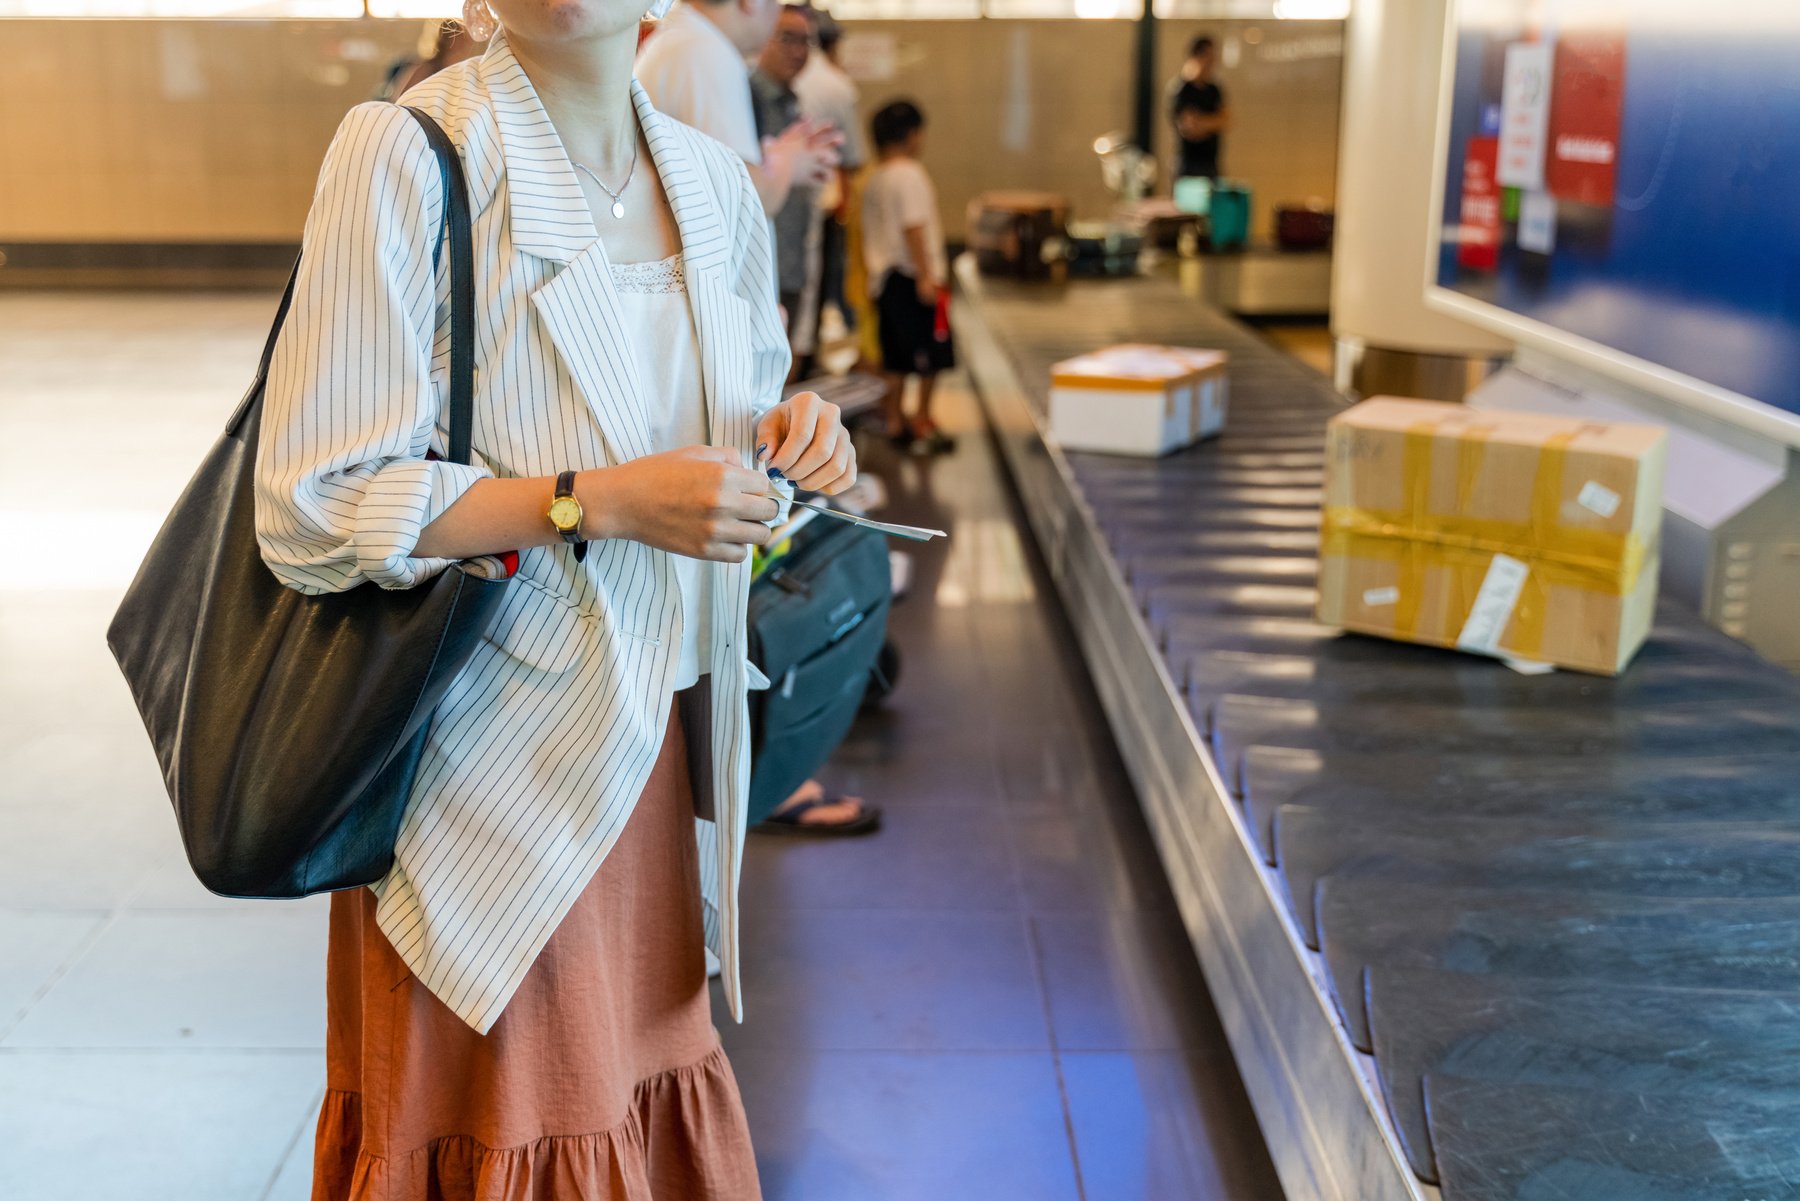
[751, 5, 823, 374]
[793, 9, 864, 169]
[792, 7, 863, 350]
[637, 0, 840, 217]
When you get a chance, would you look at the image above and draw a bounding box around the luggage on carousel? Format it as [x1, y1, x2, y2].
[1207, 182, 1252, 250]
[1065, 220, 1145, 277]
[1275, 202, 1334, 250]
[967, 191, 1069, 282]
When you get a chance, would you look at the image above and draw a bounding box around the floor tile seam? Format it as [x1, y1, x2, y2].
[1062, 1049, 1262, 1192]
[1025, 915, 1089, 1201]
[1013, 903, 1178, 918]
[747, 904, 1030, 914]
[1053, 1046, 1232, 1060]
[0, 1046, 324, 1056]
[1040, 1034, 1197, 1053]
[741, 902, 1033, 913]
[961, 370, 1213, 1195]
[258, 1083, 327, 1201]
[0, 905, 123, 1043]
[723, 1044, 1062, 1057]
[993, 713, 1035, 922]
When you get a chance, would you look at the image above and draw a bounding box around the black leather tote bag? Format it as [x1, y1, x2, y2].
[107, 108, 510, 899]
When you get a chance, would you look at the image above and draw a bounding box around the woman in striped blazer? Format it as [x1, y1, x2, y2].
[253, 0, 853, 1193]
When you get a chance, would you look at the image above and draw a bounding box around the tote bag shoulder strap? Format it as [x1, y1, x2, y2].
[228, 106, 477, 468]
[402, 106, 477, 467]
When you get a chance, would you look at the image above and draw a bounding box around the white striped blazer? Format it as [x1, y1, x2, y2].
[254, 32, 789, 1034]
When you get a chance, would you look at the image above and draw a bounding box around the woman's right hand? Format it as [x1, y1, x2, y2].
[579, 447, 779, 563]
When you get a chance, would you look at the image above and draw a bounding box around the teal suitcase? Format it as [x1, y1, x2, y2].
[1209, 182, 1252, 250]
[746, 518, 892, 823]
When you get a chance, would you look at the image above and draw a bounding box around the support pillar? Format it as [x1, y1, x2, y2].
[1330, 0, 1510, 401]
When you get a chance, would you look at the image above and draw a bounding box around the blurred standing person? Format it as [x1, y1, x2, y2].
[794, 8, 865, 347]
[752, 4, 822, 378]
[643, 4, 870, 836]
[1169, 34, 1230, 182]
[637, 0, 839, 218]
[863, 99, 953, 454]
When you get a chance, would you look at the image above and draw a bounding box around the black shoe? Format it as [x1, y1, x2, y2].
[910, 427, 957, 455]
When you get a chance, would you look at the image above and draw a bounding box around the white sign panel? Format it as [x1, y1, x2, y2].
[1497, 41, 1552, 191]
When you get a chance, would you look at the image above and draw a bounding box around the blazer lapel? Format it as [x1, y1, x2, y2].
[478, 33, 595, 264]
[479, 36, 654, 465]
[530, 248, 656, 466]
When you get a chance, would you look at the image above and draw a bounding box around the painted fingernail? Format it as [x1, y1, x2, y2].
[766, 466, 786, 481]
[756, 443, 769, 461]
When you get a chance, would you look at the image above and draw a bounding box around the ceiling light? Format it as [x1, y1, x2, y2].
[1273, 0, 1350, 18]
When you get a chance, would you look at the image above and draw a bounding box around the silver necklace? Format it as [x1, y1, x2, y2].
[573, 147, 637, 221]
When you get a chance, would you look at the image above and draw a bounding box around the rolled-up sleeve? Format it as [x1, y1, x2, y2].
[255, 102, 491, 595]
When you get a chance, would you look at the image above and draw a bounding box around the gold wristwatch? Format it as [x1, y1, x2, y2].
[548, 470, 588, 562]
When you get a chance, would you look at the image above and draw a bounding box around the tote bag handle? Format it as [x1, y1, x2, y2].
[226, 106, 475, 467]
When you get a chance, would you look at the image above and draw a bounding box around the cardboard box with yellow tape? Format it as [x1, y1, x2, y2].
[1317, 398, 1668, 675]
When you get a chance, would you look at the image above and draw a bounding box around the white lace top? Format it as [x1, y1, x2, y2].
[610, 253, 712, 691]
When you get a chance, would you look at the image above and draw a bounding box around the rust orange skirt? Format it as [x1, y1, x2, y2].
[311, 702, 761, 1201]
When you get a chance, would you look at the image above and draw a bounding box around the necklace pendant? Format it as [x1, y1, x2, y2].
[610, 200, 626, 220]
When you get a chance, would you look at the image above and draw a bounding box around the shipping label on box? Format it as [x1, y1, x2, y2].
[1316, 397, 1667, 675]
[1048, 344, 1229, 457]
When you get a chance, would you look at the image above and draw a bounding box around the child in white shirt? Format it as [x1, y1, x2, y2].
[861, 99, 955, 454]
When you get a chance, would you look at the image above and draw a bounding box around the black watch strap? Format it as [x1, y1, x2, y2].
[554, 469, 588, 563]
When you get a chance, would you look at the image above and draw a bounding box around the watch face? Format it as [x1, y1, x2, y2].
[548, 495, 582, 531]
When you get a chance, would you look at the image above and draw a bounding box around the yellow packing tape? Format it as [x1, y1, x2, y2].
[1322, 418, 1649, 659]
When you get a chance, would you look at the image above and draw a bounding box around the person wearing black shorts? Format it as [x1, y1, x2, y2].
[876, 268, 955, 377]
[861, 99, 955, 454]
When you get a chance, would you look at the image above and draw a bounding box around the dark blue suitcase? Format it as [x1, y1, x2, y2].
[746, 517, 893, 824]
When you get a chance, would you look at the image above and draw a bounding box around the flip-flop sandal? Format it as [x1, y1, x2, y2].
[753, 796, 883, 837]
[908, 426, 957, 455]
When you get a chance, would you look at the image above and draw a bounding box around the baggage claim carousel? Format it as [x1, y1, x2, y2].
[953, 258, 1800, 1201]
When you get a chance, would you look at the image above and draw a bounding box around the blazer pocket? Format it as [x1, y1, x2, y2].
[480, 583, 588, 675]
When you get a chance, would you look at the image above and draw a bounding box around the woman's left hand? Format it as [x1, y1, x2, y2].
[755, 391, 858, 495]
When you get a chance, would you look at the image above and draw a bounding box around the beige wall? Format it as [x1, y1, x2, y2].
[844, 17, 1343, 241]
[0, 16, 1341, 246]
[1153, 19, 1344, 235]
[840, 19, 1139, 234]
[0, 19, 418, 241]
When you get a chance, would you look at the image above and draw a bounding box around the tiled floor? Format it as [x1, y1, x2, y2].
[0, 292, 1283, 1200]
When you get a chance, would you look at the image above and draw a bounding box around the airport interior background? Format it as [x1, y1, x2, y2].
[5, 1, 1800, 1199]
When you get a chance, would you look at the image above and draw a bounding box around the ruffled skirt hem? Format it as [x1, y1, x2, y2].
[312, 1043, 755, 1201]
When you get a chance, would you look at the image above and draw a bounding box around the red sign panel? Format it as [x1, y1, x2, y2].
[1545, 31, 1628, 207]
[1458, 135, 1502, 272]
